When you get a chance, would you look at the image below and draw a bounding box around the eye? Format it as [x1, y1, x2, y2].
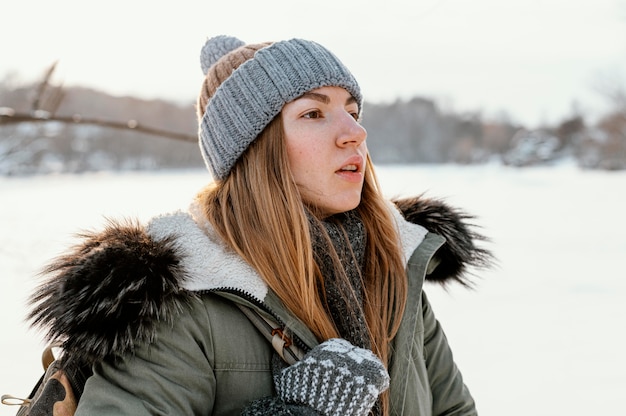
[303, 110, 322, 119]
[347, 105, 360, 122]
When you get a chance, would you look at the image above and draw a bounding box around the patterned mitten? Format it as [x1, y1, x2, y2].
[276, 338, 390, 416]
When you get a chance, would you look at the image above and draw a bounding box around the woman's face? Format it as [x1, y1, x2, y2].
[281, 86, 368, 216]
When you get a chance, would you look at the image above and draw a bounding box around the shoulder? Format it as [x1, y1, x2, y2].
[27, 214, 195, 366]
[27, 206, 272, 367]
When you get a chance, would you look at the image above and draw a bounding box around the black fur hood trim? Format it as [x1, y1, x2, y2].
[393, 195, 493, 287]
[27, 197, 492, 366]
[28, 220, 192, 367]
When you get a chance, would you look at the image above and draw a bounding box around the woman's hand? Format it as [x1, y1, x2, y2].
[276, 338, 390, 416]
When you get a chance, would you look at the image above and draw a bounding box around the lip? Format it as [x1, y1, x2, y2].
[335, 154, 365, 182]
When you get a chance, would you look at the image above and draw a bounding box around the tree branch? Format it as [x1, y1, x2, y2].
[0, 110, 196, 143]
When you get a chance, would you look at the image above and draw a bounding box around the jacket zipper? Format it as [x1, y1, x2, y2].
[204, 287, 311, 354]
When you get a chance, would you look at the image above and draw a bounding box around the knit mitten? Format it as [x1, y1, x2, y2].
[241, 396, 320, 416]
[276, 338, 390, 416]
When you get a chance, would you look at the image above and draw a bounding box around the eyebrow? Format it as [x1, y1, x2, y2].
[297, 91, 357, 106]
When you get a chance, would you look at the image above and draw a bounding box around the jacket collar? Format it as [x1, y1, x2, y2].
[27, 195, 491, 366]
[146, 200, 428, 302]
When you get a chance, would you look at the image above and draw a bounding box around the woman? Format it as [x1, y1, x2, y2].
[27, 36, 491, 415]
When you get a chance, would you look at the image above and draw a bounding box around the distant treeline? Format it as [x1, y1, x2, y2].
[1, 78, 625, 175]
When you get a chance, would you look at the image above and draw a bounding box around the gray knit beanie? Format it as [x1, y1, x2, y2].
[197, 35, 363, 180]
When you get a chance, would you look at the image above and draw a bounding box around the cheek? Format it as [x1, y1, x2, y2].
[287, 140, 320, 172]
[286, 142, 303, 171]
[288, 151, 315, 180]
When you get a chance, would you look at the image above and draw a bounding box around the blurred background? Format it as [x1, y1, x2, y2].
[1, 0, 626, 174]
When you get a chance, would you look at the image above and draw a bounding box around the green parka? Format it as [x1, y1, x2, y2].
[29, 196, 490, 415]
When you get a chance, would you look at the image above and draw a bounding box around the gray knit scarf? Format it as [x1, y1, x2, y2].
[310, 210, 381, 416]
[309, 210, 370, 350]
[242, 210, 383, 416]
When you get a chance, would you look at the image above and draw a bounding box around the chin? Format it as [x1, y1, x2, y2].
[326, 200, 362, 216]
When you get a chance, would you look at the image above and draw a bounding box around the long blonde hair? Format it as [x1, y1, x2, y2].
[198, 114, 407, 415]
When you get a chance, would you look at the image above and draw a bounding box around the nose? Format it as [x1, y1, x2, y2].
[337, 112, 367, 148]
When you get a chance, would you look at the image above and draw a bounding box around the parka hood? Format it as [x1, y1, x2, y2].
[27, 196, 491, 367]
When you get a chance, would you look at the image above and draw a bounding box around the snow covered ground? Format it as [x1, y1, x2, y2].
[1, 163, 624, 415]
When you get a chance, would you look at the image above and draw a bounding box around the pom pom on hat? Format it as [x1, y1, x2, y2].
[200, 35, 245, 75]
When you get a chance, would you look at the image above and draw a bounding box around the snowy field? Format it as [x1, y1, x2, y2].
[1, 163, 625, 415]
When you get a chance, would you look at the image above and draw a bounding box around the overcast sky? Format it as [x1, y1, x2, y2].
[2, 0, 625, 127]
